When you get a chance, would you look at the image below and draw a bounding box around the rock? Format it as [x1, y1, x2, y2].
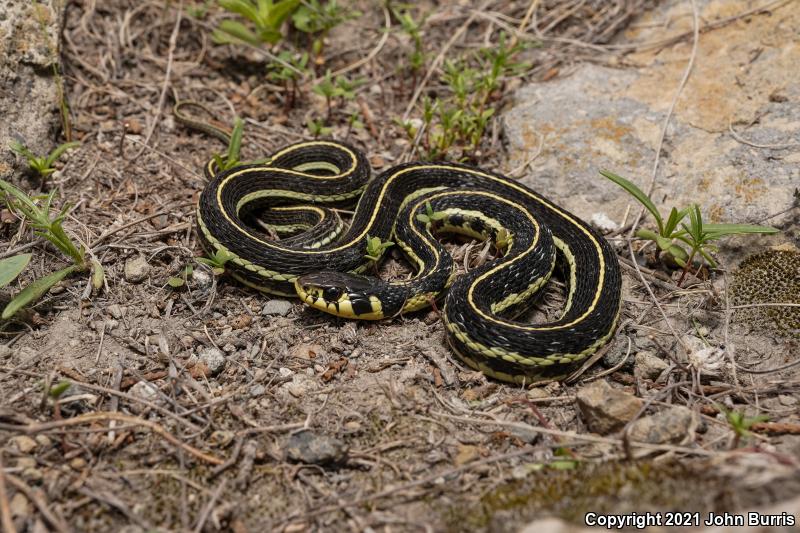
[9, 435, 38, 454]
[590, 212, 618, 233]
[129, 381, 161, 404]
[9, 492, 28, 519]
[283, 375, 315, 398]
[191, 268, 212, 290]
[278, 367, 295, 378]
[124, 255, 151, 283]
[576, 380, 643, 434]
[634, 351, 668, 380]
[261, 299, 293, 316]
[0, 1, 65, 175]
[503, 0, 799, 265]
[628, 406, 697, 446]
[526, 387, 550, 400]
[198, 347, 226, 376]
[285, 430, 348, 465]
[249, 384, 266, 397]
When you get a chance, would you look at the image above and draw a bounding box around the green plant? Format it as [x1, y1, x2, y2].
[306, 117, 331, 137]
[312, 71, 362, 120]
[394, 8, 426, 81]
[0, 254, 31, 289]
[292, 0, 359, 58]
[364, 235, 393, 264]
[0, 180, 102, 319]
[600, 170, 779, 283]
[212, 117, 246, 171]
[212, 0, 300, 46]
[266, 51, 310, 109]
[187, 0, 215, 18]
[168, 264, 194, 288]
[399, 32, 529, 160]
[9, 140, 80, 178]
[718, 405, 768, 449]
[197, 249, 236, 275]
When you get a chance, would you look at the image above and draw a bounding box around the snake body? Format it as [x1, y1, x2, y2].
[197, 140, 622, 383]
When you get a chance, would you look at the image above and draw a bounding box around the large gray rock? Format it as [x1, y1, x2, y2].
[0, 0, 65, 177]
[503, 0, 799, 257]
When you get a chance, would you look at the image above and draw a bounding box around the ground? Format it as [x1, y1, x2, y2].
[1, 1, 799, 532]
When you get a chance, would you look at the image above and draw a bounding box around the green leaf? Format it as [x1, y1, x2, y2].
[664, 206, 689, 236]
[213, 20, 260, 45]
[48, 380, 72, 398]
[2, 265, 79, 319]
[267, 0, 300, 29]
[218, 0, 260, 23]
[167, 277, 186, 288]
[0, 253, 31, 288]
[702, 223, 780, 238]
[600, 170, 664, 234]
[91, 259, 104, 290]
[44, 141, 80, 168]
[667, 243, 689, 262]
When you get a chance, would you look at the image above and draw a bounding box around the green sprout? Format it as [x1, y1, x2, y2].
[600, 170, 779, 284]
[306, 117, 332, 138]
[364, 235, 393, 264]
[168, 264, 194, 289]
[196, 249, 235, 276]
[0, 180, 102, 319]
[266, 51, 310, 109]
[416, 201, 447, 225]
[292, 0, 359, 58]
[394, 8, 426, 80]
[212, 117, 245, 171]
[9, 140, 80, 178]
[212, 0, 300, 46]
[717, 405, 769, 449]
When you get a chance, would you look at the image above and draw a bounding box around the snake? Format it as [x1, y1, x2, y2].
[195, 140, 622, 384]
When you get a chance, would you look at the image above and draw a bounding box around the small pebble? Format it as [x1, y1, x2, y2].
[261, 299, 293, 316]
[124, 255, 151, 283]
[107, 304, 124, 319]
[9, 436, 38, 454]
[198, 347, 226, 375]
[285, 430, 348, 465]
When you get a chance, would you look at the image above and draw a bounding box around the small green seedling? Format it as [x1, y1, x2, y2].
[168, 264, 194, 289]
[212, 117, 245, 171]
[197, 249, 235, 275]
[364, 235, 393, 264]
[394, 8, 426, 79]
[292, 0, 359, 58]
[0, 180, 102, 319]
[306, 117, 332, 138]
[212, 0, 300, 46]
[9, 140, 80, 178]
[601, 170, 779, 283]
[266, 51, 310, 109]
[48, 380, 72, 399]
[416, 201, 447, 225]
[718, 405, 769, 449]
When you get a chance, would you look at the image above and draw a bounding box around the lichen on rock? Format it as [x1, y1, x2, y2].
[730, 250, 800, 337]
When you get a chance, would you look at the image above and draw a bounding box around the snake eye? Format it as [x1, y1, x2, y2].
[323, 286, 343, 302]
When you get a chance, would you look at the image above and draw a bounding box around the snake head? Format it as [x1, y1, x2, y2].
[295, 272, 385, 320]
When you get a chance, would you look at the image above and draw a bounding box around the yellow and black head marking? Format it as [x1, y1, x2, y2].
[296, 272, 387, 320]
[197, 140, 622, 383]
